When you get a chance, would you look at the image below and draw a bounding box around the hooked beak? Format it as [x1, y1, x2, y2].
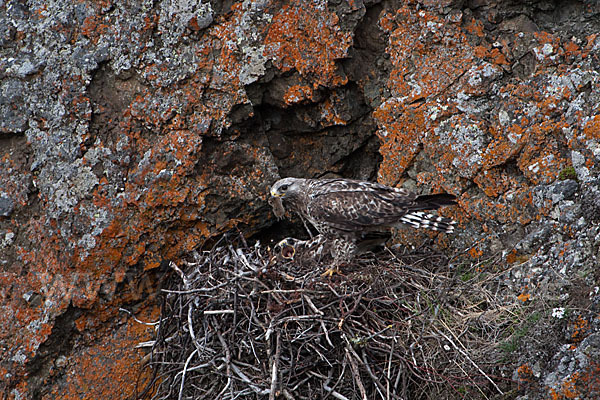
[270, 188, 282, 197]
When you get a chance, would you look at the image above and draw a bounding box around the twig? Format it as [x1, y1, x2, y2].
[269, 332, 281, 400]
[230, 363, 269, 395]
[435, 326, 504, 395]
[281, 388, 297, 400]
[361, 349, 400, 400]
[215, 320, 233, 399]
[304, 294, 333, 347]
[178, 349, 198, 400]
[169, 261, 190, 289]
[140, 233, 517, 400]
[323, 385, 351, 400]
[161, 281, 228, 294]
[386, 339, 394, 400]
[344, 341, 367, 400]
[203, 309, 235, 315]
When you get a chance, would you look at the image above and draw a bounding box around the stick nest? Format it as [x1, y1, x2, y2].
[138, 234, 516, 400]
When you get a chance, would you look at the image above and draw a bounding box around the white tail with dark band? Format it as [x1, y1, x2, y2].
[399, 211, 456, 233]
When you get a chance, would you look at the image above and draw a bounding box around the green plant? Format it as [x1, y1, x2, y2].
[558, 166, 577, 181]
[500, 311, 542, 354]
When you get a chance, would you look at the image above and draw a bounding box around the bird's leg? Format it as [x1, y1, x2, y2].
[299, 215, 314, 239]
[322, 239, 356, 277]
[305, 234, 326, 247]
[306, 234, 327, 260]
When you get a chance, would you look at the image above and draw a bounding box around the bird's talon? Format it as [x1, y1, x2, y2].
[321, 266, 341, 277]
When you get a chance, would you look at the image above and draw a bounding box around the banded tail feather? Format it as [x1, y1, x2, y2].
[399, 211, 456, 233]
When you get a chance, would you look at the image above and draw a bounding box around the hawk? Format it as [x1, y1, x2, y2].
[270, 177, 457, 267]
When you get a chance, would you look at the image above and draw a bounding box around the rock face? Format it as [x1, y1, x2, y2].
[0, 0, 599, 398]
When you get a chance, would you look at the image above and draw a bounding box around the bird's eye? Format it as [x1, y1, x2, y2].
[280, 184, 289, 191]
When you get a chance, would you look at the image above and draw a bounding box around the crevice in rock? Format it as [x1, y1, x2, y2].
[232, 1, 392, 244]
[25, 305, 82, 400]
[467, 0, 600, 37]
[341, 0, 393, 109]
[247, 218, 311, 247]
[227, 74, 380, 180]
[329, 131, 382, 180]
[113, 262, 168, 307]
[0, 133, 35, 274]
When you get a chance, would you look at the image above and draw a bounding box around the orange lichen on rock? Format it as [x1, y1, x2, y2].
[468, 246, 484, 258]
[517, 363, 534, 381]
[581, 115, 600, 140]
[474, 167, 519, 198]
[548, 363, 600, 400]
[264, 0, 352, 89]
[571, 316, 589, 345]
[482, 123, 529, 169]
[284, 84, 317, 105]
[374, 101, 425, 185]
[44, 305, 160, 400]
[464, 17, 485, 38]
[374, 4, 476, 187]
[318, 91, 350, 127]
[518, 293, 531, 302]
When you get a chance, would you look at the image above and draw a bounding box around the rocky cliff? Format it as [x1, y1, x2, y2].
[1, 0, 599, 398]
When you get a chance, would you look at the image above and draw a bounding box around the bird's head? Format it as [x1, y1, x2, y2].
[270, 177, 305, 199]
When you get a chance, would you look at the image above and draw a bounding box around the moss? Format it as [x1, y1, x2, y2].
[500, 310, 542, 355]
[558, 166, 578, 181]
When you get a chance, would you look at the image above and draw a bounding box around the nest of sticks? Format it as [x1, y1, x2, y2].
[137, 234, 516, 399]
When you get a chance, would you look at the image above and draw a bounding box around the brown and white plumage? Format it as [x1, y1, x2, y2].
[270, 177, 457, 263]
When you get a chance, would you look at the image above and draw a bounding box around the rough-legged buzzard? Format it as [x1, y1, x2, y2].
[270, 177, 457, 265]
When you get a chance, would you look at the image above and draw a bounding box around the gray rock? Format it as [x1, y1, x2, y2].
[0, 196, 15, 217]
[551, 179, 578, 203]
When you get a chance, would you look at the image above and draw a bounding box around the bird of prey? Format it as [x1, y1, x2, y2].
[270, 177, 457, 269]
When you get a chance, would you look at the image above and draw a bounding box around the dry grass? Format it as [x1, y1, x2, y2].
[136, 234, 521, 400]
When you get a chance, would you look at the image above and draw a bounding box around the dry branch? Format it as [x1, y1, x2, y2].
[137, 234, 518, 399]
